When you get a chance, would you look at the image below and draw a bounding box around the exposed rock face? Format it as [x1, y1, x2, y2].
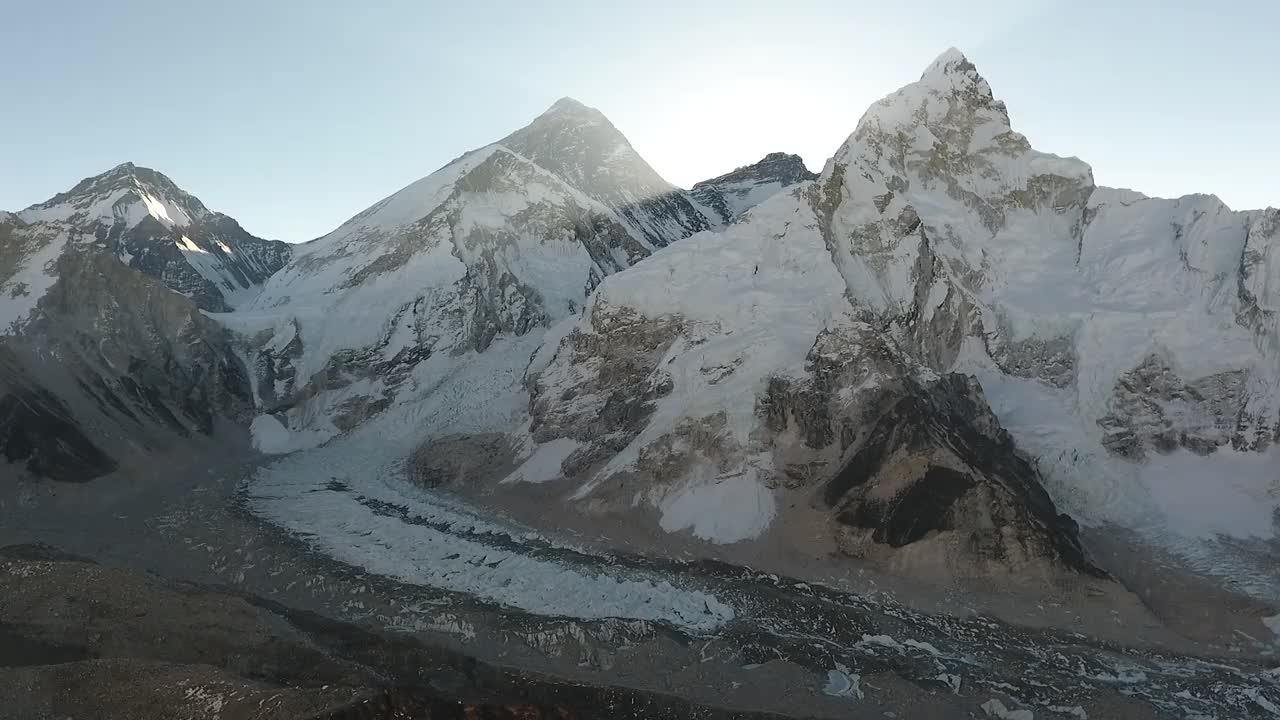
[823, 373, 1102, 579]
[690, 152, 817, 226]
[408, 433, 515, 488]
[1, 215, 254, 481]
[17, 163, 290, 312]
[0, 545, 788, 720]
[1097, 354, 1250, 459]
[760, 319, 1102, 579]
[0, 370, 116, 483]
[528, 305, 685, 477]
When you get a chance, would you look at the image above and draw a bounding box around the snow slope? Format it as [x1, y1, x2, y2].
[525, 187, 849, 543]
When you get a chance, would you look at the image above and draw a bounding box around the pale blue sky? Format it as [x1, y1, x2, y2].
[2, 0, 1275, 242]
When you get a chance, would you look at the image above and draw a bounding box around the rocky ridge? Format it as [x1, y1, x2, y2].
[690, 152, 818, 226]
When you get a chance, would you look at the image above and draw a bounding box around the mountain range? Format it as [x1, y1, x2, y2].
[2, 48, 1277, 592]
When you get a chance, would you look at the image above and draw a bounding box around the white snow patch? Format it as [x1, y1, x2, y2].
[175, 235, 206, 253]
[1141, 447, 1280, 540]
[0, 228, 70, 334]
[139, 189, 192, 227]
[526, 313, 578, 381]
[904, 639, 943, 655]
[657, 463, 776, 544]
[822, 667, 863, 699]
[859, 634, 906, 651]
[250, 414, 332, 455]
[502, 438, 579, 484]
[1263, 614, 1280, 641]
[169, 234, 268, 309]
[182, 685, 228, 715]
[982, 699, 1035, 720]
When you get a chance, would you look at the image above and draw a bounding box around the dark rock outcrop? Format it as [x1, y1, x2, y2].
[0, 371, 115, 483]
[822, 374, 1105, 580]
[1098, 354, 1251, 459]
[691, 152, 817, 225]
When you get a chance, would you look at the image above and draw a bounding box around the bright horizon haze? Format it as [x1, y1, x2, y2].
[2, 1, 1275, 243]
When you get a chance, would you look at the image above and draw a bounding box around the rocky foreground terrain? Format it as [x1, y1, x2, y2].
[0, 543, 790, 720]
[3, 450, 1280, 720]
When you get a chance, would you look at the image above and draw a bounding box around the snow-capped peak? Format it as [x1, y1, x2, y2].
[828, 46, 1087, 197]
[922, 47, 974, 78]
[499, 97, 655, 190]
[11, 163, 289, 313]
[543, 96, 604, 122]
[833, 47, 1000, 160]
[18, 162, 209, 231]
[498, 97, 713, 246]
[916, 47, 997, 104]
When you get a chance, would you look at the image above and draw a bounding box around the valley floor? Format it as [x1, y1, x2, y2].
[3, 432, 1279, 719]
